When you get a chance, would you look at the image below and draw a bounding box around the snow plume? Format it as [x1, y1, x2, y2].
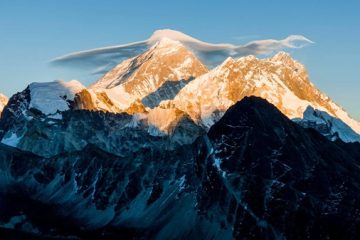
[51, 29, 313, 72]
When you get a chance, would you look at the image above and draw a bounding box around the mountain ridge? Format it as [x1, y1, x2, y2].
[1, 38, 359, 143]
[166, 51, 360, 141]
[1, 96, 360, 239]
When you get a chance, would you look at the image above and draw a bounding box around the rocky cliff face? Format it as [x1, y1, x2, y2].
[73, 38, 208, 113]
[203, 97, 360, 239]
[170, 52, 360, 138]
[1, 97, 360, 239]
[0, 101, 202, 158]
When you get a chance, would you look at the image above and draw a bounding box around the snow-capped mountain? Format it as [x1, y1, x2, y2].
[3, 46, 360, 143]
[1, 97, 360, 239]
[55, 33, 359, 143]
[0, 78, 201, 155]
[0, 80, 85, 148]
[294, 106, 360, 142]
[1, 29, 360, 240]
[92, 37, 208, 91]
[0, 80, 85, 129]
[2, 25, 360, 240]
[69, 33, 360, 143]
[166, 52, 360, 141]
[75, 38, 208, 113]
[28, 80, 85, 117]
[0, 94, 8, 115]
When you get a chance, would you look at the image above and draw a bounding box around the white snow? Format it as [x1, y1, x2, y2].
[103, 86, 136, 109]
[328, 101, 360, 135]
[29, 80, 85, 115]
[302, 107, 360, 142]
[169, 53, 360, 142]
[171, 57, 194, 79]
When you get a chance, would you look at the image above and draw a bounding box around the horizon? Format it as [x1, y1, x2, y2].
[0, 0, 359, 120]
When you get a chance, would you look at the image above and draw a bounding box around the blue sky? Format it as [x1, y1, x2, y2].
[0, 0, 359, 119]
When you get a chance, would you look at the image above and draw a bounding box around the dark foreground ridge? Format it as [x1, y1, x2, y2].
[0, 96, 360, 239]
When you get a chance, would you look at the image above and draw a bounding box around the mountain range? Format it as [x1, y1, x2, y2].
[3, 35, 359, 143]
[0, 30, 360, 239]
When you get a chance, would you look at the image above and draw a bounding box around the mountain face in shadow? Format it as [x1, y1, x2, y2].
[294, 105, 360, 142]
[203, 96, 360, 239]
[141, 78, 193, 108]
[0, 96, 360, 239]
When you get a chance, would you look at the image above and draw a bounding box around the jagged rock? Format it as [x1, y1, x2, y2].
[1, 97, 360, 239]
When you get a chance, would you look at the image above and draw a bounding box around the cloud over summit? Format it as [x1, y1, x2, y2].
[51, 29, 313, 74]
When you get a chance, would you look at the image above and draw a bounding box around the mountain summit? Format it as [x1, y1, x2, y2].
[91, 37, 208, 91]
[168, 52, 360, 141]
[49, 42, 360, 143]
[74, 38, 208, 112]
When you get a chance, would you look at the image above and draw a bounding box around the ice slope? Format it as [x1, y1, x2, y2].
[294, 106, 360, 143]
[28, 80, 85, 116]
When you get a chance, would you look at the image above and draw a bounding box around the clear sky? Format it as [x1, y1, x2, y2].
[0, 0, 359, 119]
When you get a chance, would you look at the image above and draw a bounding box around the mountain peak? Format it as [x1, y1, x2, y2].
[148, 37, 188, 56]
[155, 37, 182, 46]
[270, 51, 297, 65]
[28, 80, 85, 116]
[82, 34, 209, 113]
[210, 96, 289, 130]
[91, 32, 208, 91]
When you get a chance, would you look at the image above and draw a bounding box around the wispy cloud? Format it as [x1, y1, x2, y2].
[51, 29, 314, 72]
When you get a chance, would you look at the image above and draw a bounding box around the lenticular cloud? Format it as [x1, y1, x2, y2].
[51, 29, 313, 73]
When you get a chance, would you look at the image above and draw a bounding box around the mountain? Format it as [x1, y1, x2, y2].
[168, 52, 360, 141]
[0, 80, 85, 147]
[294, 106, 360, 142]
[74, 38, 208, 113]
[65, 35, 360, 143]
[1, 29, 360, 239]
[28, 80, 85, 116]
[0, 104, 202, 159]
[203, 96, 360, 239]
[0, 94, 8, 116]
[1, 97, 360, 239]
[2, 47, 360, 144]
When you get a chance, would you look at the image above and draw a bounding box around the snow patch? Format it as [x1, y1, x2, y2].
[29, 80, 85, 115]
[300, 107, 360, 143]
